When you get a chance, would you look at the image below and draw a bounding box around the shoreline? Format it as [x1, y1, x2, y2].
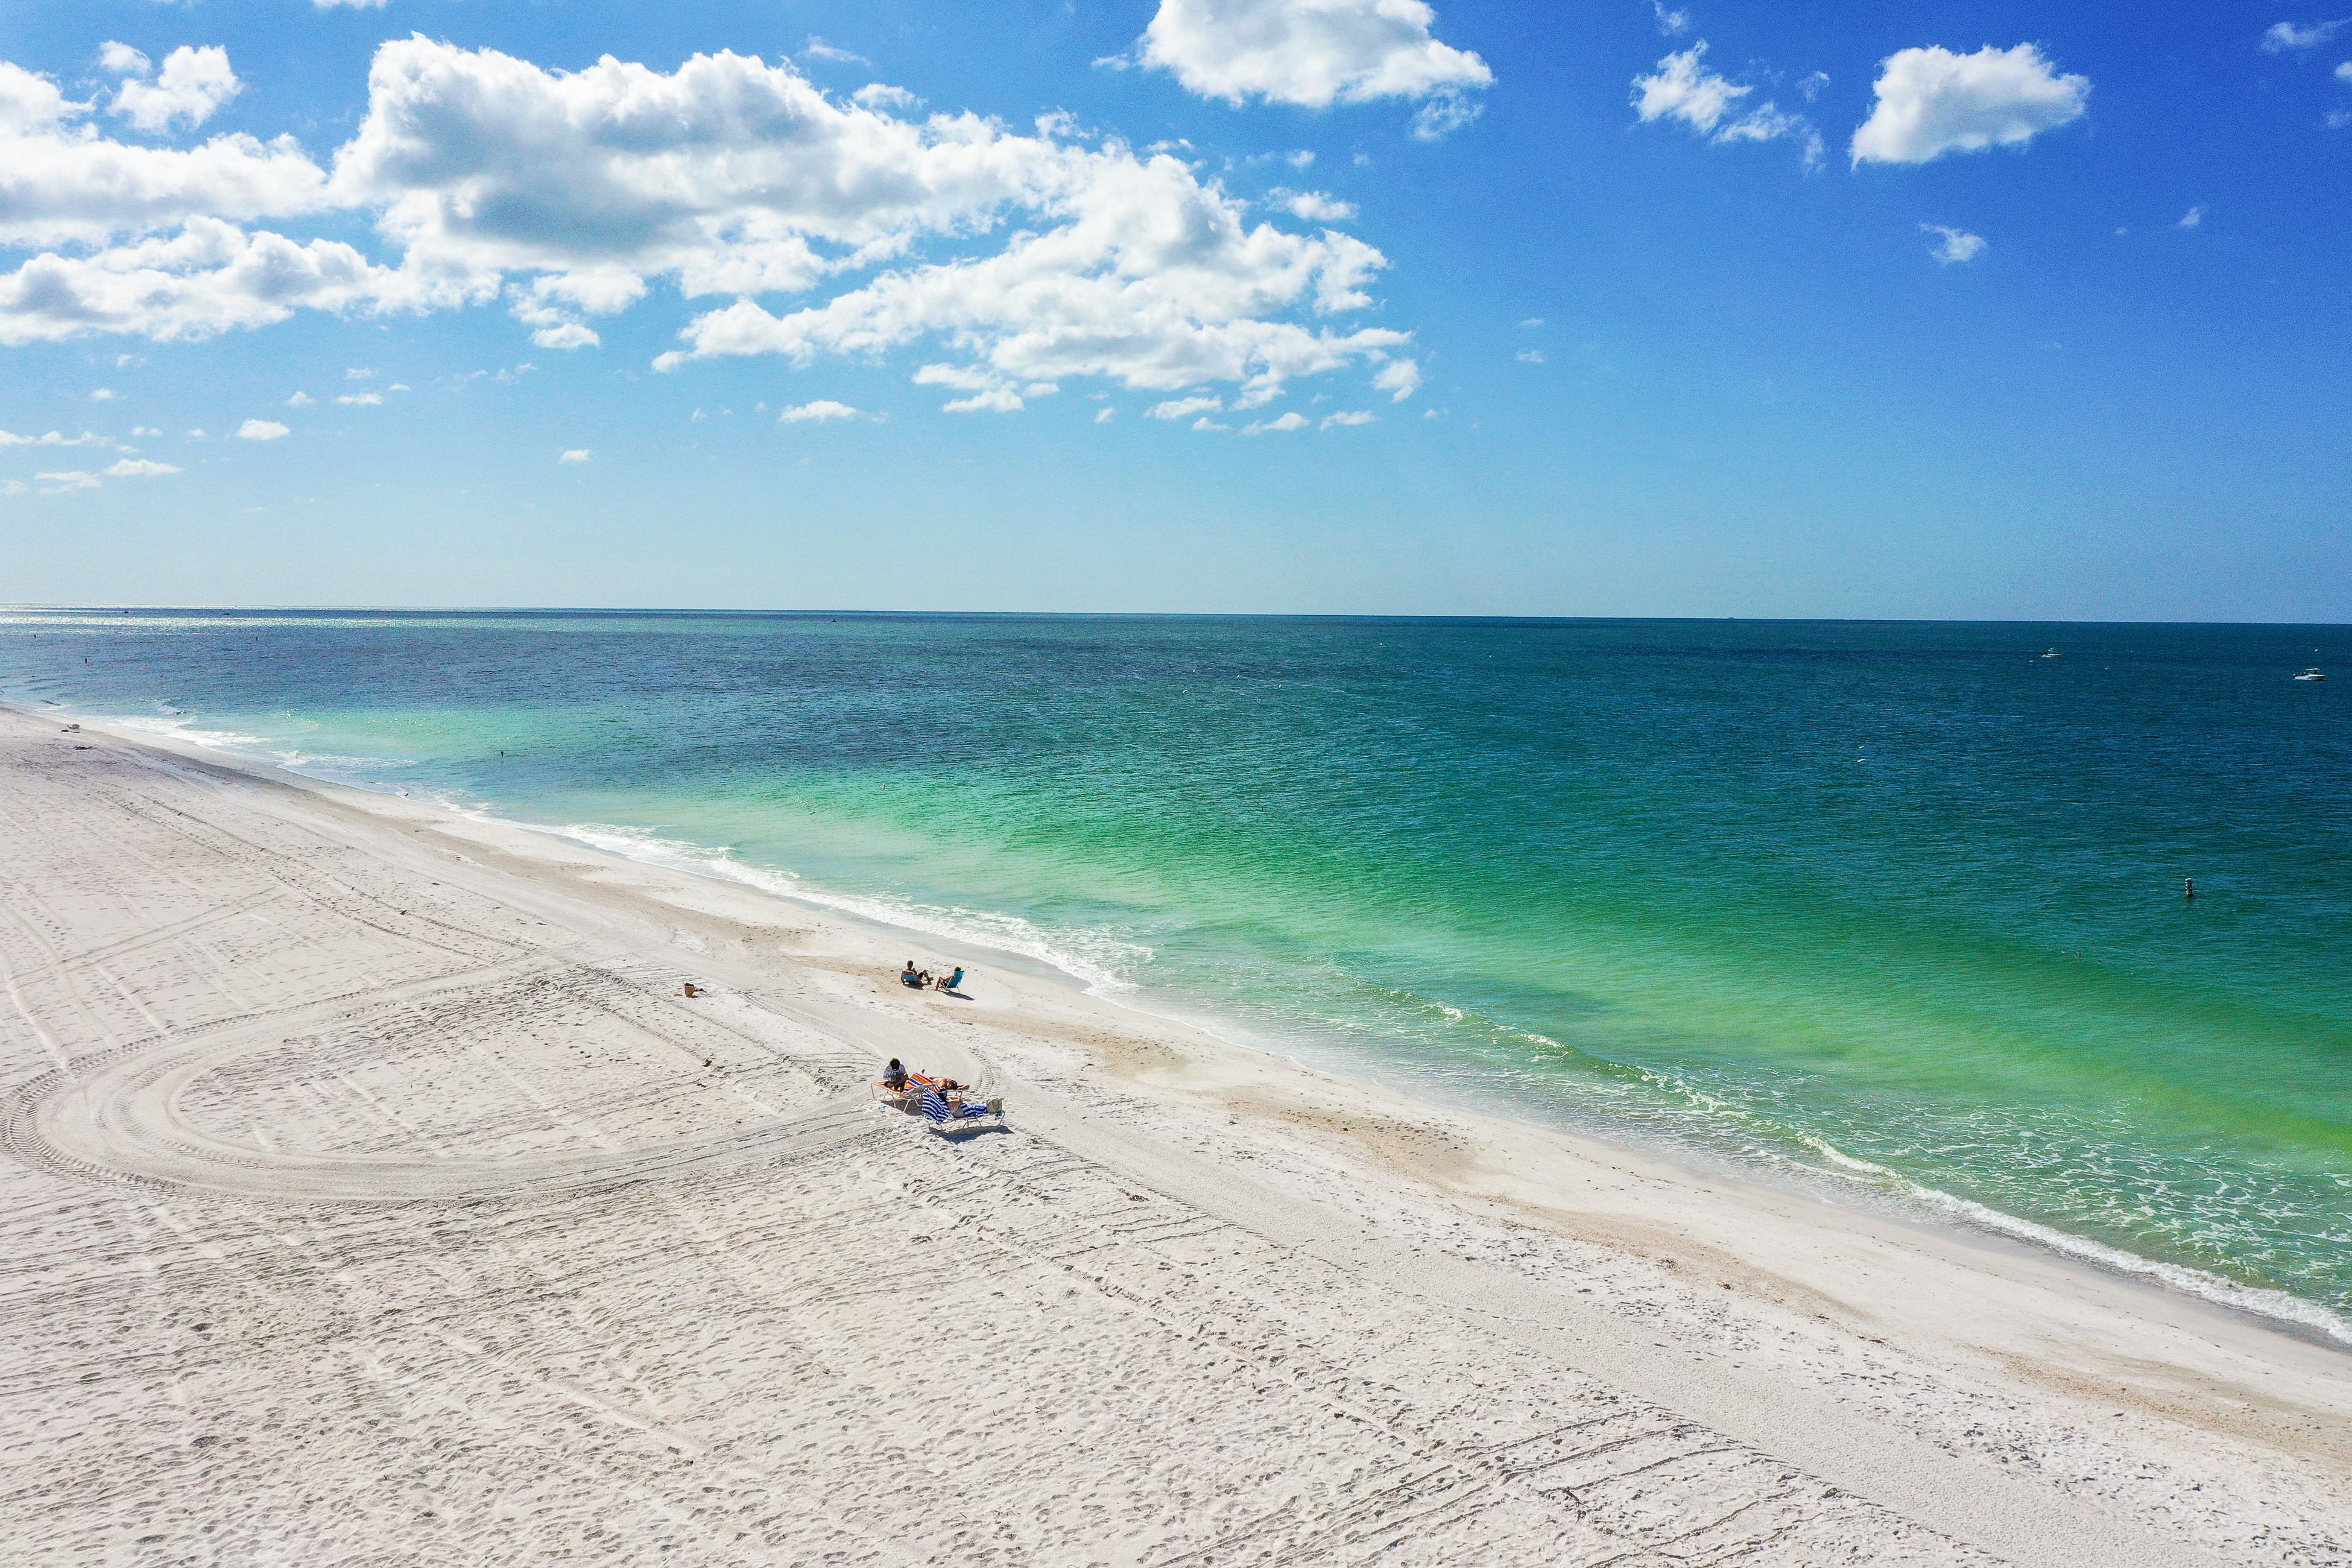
[4, 700, 2348, 1563]
[31, 695, 2351, 1354]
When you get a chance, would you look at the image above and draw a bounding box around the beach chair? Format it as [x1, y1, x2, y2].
[918, 1087, 1004, 1134]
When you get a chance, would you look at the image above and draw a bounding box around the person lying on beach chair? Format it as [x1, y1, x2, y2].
[919, 1086, 1002, 1127]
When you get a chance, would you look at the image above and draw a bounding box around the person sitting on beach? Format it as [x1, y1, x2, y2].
[883, 1058, 907, 1092]
[934, 966, 964, 993]
[900, 961, 920, 988]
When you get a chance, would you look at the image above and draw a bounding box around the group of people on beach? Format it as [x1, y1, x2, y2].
[900, 959, 964, 993]
[881, 1058, 968, 1096]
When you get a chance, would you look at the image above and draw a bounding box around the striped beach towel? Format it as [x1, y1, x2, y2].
[920, 1089, 949, 1124]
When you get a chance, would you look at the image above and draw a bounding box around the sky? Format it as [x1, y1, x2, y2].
[1, 0, 2348, 619]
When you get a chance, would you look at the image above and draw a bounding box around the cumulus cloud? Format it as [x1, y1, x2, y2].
[112, 45, 241, 134]
[36, 470, 100, 493]
[2262, 20, 2348, 52]
[1134, 0, 1492, 133]
[2340, 60, 2352, 79]
[1095, 406, 1117, 422]
[235, 417, 288, 440]
[0, 61, 328, 247]
[0, 218, 397, 344]
[1150, 395, 1224, 419]
[1651, 2, 1692, 37]
[1277, 189, 1358, 221]
[106, 457, 179, 476]
[1371, 356, 1419, 399]
[660, 139, 1408, 408]
[0, 38, 1421, 410]
[1321, 408, 1373, 426]
[1243, 409, 1309, 432]
[1632, 44, 1822, 168]
[558, 447, 590, 462]
[285, 391, 312, 405]
[335, 391, 382, 405]
[853, 83, 922, 112]
[777, 399, 863, 422]
[1920, 224, 1987, 264]
[1516, 347, 1544, 363]
[2179, 205, 2205, 228]
[0, 428, 104, 447]
[1851, 45, 2090, 166]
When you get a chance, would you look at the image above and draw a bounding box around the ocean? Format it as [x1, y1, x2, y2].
[2, 609, 2345, 1338]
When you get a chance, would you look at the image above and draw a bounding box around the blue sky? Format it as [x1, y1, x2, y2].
[2, 0, 2347, 618]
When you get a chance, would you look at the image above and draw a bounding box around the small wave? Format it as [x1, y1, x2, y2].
[549, 821, 1151, 996]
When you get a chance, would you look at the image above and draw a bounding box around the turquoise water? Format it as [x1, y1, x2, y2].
[4, 609, 2347, 1336]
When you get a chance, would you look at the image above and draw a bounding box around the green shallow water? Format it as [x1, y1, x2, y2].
[4, 609, 2347, 1335]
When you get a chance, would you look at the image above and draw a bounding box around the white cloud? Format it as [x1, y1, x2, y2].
[1851, 45, 2090, 166]
[1134, 0, 1492, 131]
[312, 0, 389, 8]
[1920, 223, 1987, 264]
[329, 40, 1072, 327]
[1321, 408, 1373, 426]
[853, 83, 922, 112]
[777, 399, 863, 422]
[112, 45, 241, 134]
[0, 428, 104, 447]
[1516, 347, 1544, 363]
[1371, 356, 1419, 399]
[1517, 316, 1543, 328]
[1279, 189, 1358, 221]
[2339, 60, 2352, 79]
[37, 470, 100, 492]
[1633, 44, 1822, 167]
[1191, 415, 1230, 431]
[1149, 395, 1225, 419]
[1651, 2, 1692, 37]
[0, 39, 1421, 410]
[1243, 409, 1309, 433]
[1095, 406, 1118, 422]
[2179, 205, 2204, 228]
[665, 142, 1408, 408]
[235, 417, 288, 440]
[90, 387, 117, 400]
[1633, 44, 1748, 134]
[558, 447, 591, 463]
[98, 43, 151, 79]
[130, 425, 160, 436]
[346, 367, 373, 379]
[0, 71, 329, 247]
[286, 391, 312, 405]
[335, 391, 382, 405]
[801, 39, 868, 66]
[2262, 20, 2348, 52]
[106, 457, 179, 476]
[0, 218, 396, 344]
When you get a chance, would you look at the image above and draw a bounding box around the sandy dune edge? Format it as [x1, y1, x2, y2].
[0, 704, 2344, 1565]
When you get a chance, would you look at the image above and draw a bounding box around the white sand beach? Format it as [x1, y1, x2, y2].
[2, 700, 2347, 1566]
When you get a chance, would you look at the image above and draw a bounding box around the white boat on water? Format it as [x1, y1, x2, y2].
[2294, 667, 2325, 681]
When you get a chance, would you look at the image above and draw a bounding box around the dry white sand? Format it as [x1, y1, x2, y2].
[1, 702, 2346, 1566]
